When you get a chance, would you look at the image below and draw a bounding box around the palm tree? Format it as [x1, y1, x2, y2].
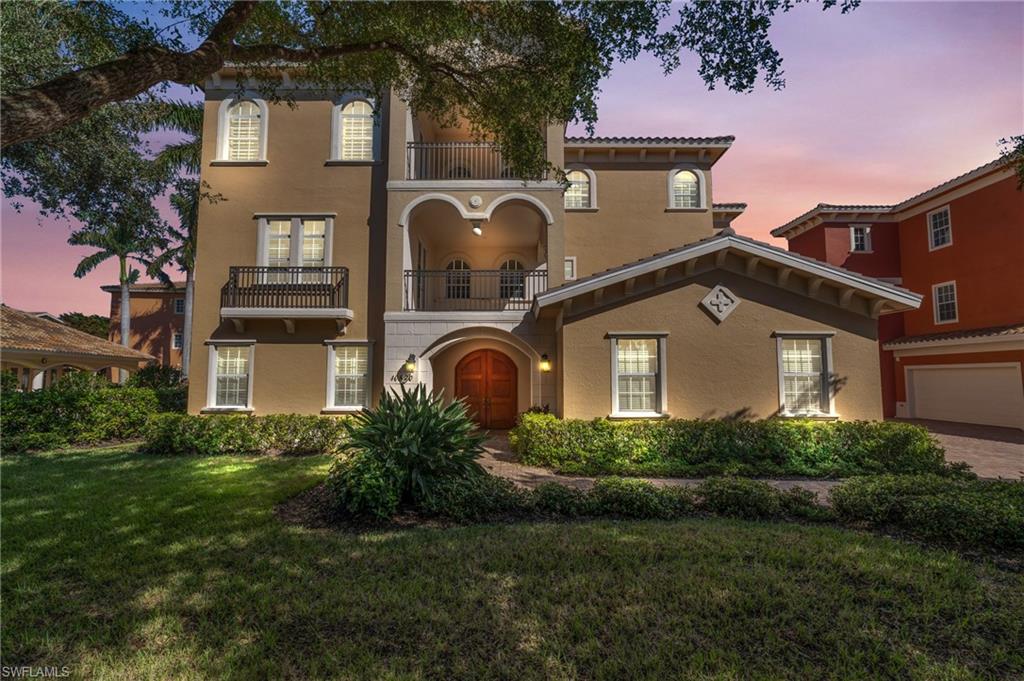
[70, 205, 167, 382]
[144, 100, 203, 379]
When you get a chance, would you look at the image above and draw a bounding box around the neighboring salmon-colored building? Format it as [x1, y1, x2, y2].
[773, 160, 1024, 429]
[103, 283, 187, 370]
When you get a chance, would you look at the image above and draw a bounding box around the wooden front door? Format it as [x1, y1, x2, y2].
[455, 349, 517, 429]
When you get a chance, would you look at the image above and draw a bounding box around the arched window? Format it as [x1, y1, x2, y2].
[227, 101, 263, 161]
[499, 259, 526, 299]
[564, 170, 592, 209]
[446, 259, 471, 299]
[339, 100, 375, 160]
[670, 170, 700, 209]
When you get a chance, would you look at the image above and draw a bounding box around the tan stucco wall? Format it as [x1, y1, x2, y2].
[565, 164, 716, 278]
[187, 94, 389, 413]
[559, 270, 882, 421]
[428, 338, 533, 413]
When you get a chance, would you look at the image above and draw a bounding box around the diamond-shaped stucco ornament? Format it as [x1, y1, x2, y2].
[700, 284, 740, 323]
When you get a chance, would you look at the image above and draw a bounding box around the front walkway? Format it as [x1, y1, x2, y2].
[480, 434, 840, 499]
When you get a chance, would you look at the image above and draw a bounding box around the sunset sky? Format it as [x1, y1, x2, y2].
[2, 1, 1021, 316]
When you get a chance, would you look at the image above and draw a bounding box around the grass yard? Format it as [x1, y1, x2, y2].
[2, 447, 1021, 680]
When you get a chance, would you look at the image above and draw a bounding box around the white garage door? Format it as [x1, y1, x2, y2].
[908, 363, 1024, 429]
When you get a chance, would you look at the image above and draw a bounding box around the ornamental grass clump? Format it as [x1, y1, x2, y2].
[326, 385, 488, 519]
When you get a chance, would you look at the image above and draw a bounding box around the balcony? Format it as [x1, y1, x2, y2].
[403, 269, 547, 312]
[406, 142, 545, 181]
[219, 266, 352, 333]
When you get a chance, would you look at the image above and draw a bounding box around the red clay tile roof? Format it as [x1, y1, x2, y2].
[1, 305, 152, 361]
[884, 323, 1024, 348]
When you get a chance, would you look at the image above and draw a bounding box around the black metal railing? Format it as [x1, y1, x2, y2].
[220, 266, 349, 309]
[403, 269, 547, 311]
[406, 142, 545, 180]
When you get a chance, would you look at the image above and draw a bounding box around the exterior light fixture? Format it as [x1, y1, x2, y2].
[539, 354, 552, 373]
[471, 220, 483, 237]
[404, 354, 417, 373]
[395, 353, 417, 386]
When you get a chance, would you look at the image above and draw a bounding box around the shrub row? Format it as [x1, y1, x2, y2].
[142, 413, 352, 456]
[2, 373, 169, 453]
[832, 474, 1024, 550]
[510, 413, 965, 479]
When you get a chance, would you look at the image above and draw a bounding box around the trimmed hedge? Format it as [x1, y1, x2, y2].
[509, 413, 965, 479]
[2, 377, 162, 453]
[142, 413, 351, 456]
[831, 475, 1024, 550]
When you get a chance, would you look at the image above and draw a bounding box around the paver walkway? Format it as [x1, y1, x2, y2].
[893, 418, 1024, 479]
[480, 433, 840, 499]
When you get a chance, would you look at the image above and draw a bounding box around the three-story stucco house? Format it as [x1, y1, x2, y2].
[186, 67, 922, 426]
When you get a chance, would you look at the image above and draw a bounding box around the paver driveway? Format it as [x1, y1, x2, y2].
[894, 418, 1024, 479]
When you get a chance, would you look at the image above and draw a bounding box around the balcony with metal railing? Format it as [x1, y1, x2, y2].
[219, 266, 352, 333]
[405, 142, 546, 181]
[403, 269, 547, 312]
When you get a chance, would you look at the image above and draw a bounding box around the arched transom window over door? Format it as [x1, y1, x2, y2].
[339, 100, 375, 160]
[671, 170, 700, 209]
[499, 259, 526, 299]
[446, 259, 471, 299]
[227, 101, 263, 161]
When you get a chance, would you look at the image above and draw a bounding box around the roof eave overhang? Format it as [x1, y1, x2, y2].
[533, 234, 922, 317]
[770, 209, 897, 240]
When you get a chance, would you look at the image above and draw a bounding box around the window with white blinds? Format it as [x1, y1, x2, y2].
[612, 337, 664, 415]
[213, 346, 251, 408]
[671, 170, 700, 208]
[227, 101, 263, 161]
[339, 101, 375, 160]
[259, 217, 332, 282]
[329, 344, 370, 409]
[777, 336, 831, 415]
[933, 281, 958, 323]
[564, 170, 592, 209]
[928, 207, 952, 250]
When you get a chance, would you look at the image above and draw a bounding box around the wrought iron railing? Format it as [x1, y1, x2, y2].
[220, 266, 349, 309]
[403, 269, 547, 311]
[406, 142, 544, 180]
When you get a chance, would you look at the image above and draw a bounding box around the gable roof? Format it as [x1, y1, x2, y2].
[1, 305, 152, 362]
[534, 228, 921, 315]
[771, 158, 1010, 239]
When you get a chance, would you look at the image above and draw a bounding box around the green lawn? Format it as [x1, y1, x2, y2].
[3, 447, 1021, 680]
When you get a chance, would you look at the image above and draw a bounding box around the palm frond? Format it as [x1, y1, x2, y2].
[73, 250, 112, 278]
[155, 141, 202, 175]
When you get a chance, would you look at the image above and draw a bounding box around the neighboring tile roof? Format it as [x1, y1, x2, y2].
[535, 227, 920, 311]
[564, 135, 735, 146]
[771, 157, 1009, 238]
[1, 305, 152, 361]
[100, 282, 186, 293]
[712, 203, 748, 211]
[884, 323, 1024, 348]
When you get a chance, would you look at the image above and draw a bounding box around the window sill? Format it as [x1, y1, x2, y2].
[851, 250, 874, 254]
[665, 207, 708, 213]
[324, 159, 380, 166]
[778, 412, 839, 421]
[565, 207, 599, 213]
[210, 160, 268, 167]
[201, 407, 254, 414]
[321, 406, 366, 414]
[608, 411, 669, 420]
[928, 242, 952, 253]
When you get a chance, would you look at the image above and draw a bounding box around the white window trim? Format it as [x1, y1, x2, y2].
[926, 205, 953, 252]
[931, 280, 959, 325]
[774, 333, 836, 418]
[564, 256, 577, 281]
[215, 98, 269, 162]
[324, 340, 373, 412]
[255, 216, 335, 269]
[174, 298, 185, 315]
[172, 332, 184, 350]
[666, 165, 708, 210]
[849, 224, 873, 253]
[204, 342, 255, 412]
[608, 333, 668, 418]
[564, 166, 597, 210]
[329, 96, 380, 162]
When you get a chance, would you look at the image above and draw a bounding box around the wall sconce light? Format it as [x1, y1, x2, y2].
[404, 354, 417, 373]
[395, 354, 417, 385]
[539, 354, 552, 373]
[471, 220, 483, 237]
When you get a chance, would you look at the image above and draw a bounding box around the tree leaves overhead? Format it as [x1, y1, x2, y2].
[3, 0, 861, 180]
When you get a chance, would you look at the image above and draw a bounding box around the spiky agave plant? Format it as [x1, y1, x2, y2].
[342, 384, 488, 507]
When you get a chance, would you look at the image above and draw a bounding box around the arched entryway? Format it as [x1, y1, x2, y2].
[455, 349, 517, 429]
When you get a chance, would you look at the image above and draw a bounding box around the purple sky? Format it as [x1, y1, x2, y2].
[2, 1, 1021, 316]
